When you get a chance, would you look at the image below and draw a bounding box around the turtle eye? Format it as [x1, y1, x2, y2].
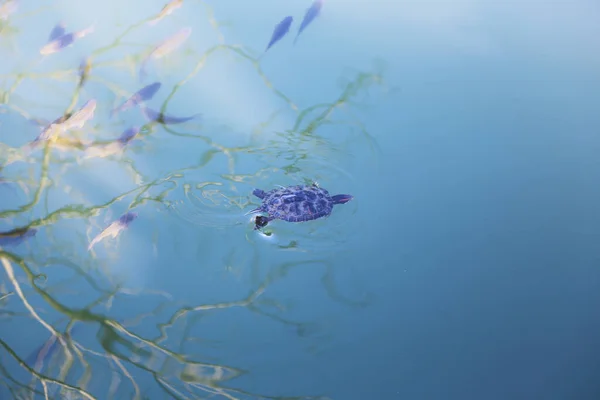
[255, 216, 269, 228]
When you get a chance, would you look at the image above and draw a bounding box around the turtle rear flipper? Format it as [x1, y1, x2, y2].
[332, 194, 353, 204]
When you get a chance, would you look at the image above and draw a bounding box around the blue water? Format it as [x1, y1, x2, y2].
[1, 0, 600, 399]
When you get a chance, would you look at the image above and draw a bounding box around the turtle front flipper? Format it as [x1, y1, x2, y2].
[252, 188, 267, 199]
[244, 207, 263, 216]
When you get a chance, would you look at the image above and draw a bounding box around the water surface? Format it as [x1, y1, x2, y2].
[1, 0, 600, 399]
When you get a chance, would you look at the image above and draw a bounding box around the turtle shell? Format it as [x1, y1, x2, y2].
[260, 185, 334, 222]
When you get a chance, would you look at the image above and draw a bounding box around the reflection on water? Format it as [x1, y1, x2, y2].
[0, 0, 388, 398]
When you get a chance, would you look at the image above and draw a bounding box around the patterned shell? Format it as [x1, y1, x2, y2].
[259, 185, 335, 222]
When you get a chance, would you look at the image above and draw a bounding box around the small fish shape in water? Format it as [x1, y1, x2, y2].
[139, 27, 192, 80]
[149, 27, 192, 59]
[264, 16, 293, 54]
[61, 99, 96, 130]
[40, 24, 94, 55]
[83, 127, 140, 159]
[110, 82, 161, 117]
[30, 114, 70, 145]
[48, 22, 66, 42]
[0, 227, 37, 247]
[31, 99, 96, 146]
[88, 212, 137, 251]
[140, 106, 199, 124]
[117, 126, 140, 145]
[25, 326, 81, 373]
[25, 334, 60, 372]
[148, 0, 183, 26]
[0, 291, 12, 303]
[0, 0, 17, 21]
[294, 0, 324, 45]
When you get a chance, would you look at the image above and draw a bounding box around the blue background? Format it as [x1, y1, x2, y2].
[1, 0, 600, 399]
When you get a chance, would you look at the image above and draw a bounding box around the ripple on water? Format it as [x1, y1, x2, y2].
[167, 180, 249, 229]
[166, 149, 358, 254]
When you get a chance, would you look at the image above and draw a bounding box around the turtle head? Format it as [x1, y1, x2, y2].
[254, 215, 270, 230]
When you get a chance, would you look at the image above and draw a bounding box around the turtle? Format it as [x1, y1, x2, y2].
[246, 183, 353, 229]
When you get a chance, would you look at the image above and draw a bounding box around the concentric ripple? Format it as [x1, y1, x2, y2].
[167, 180, 250, 229]
[167, 146, 359, 254]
